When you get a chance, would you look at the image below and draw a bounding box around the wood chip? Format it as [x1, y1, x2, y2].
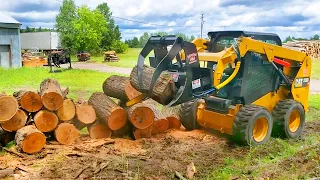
[17, 165, 30, 172]
[3, 148, 26, 158]
[0, 169, 15, 179]
[174, 171, 187, 180]
[94, 162, 109, 174]
[74, 164, 90, 179]
[185, 162, 196, 179]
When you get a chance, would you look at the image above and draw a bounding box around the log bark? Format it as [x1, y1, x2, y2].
[126, 102, 154, 129]
[133, 127, 152, 140]
[1, 109, 28, 132]
[88, 92, 127, 131]
[103, 75, 130, 101]
[39, 78, 64, 111]
[15, 125, 46, 154]
[34, 110, 59, 132]
[13, 90, 43, 112]
[56, 99, 76, 121]
[55, 123, 80, 145]
[130, 65, 176, 105]
[87, 122, 112, 139]
[0, 95, 19, 123]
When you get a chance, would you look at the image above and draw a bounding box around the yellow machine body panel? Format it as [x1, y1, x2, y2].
[193, 37, 311, 135]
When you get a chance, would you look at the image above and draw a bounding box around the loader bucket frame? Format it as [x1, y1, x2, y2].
[137, 35, 211, 106]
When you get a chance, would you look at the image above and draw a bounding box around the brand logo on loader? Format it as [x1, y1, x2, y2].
[187, 53, 197, 64]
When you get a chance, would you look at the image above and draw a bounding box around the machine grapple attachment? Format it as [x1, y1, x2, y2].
[137, 36, 213, 106]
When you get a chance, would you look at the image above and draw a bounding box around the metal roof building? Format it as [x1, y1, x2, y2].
[0, 12, 21, 68]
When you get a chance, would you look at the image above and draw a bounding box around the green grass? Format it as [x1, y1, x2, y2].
[311, 60, 320, 79]
[0, 67, 117, 100]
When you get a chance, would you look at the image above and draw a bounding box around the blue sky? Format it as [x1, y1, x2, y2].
[1, 0, 320, 40]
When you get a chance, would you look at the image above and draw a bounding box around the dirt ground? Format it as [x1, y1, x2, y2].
[1, 121, 320, 180]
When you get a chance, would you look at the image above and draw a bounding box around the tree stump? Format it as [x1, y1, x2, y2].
[130, 65, 176, 105]
[1, 109, 28, 132]
[34, 110, 59, 132]
[126, 103, 154, 129]
[89, 92, 127, 131]
[87, 122, 112, 139]
[55, 123, 80, 145]
[0, 95, 19, 123]
[13, 91, 43, 112]
[15, 125, 46, 154]
[56, 99, 76, 121]
[39, 78, 64, 111]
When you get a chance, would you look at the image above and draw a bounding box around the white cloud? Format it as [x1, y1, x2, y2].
[185, 20, 195, 26]
[168, 21, 177, 26]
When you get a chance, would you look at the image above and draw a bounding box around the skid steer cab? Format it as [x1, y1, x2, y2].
[136, 32, 311, 146]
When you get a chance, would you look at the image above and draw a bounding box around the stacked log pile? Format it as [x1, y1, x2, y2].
[104, 51, 120, 62]
[0, 65, 183, 155]
[283, 40, 320, 59]
[22, 53, 47, 67]
[0, 78, 96, 154]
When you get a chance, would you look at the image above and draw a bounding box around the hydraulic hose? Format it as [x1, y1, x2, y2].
[215, 61, 241, 90]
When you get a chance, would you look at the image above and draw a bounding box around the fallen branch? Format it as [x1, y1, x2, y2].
[74, 164, 91, 179]
[93, 162, 109, 174]
[175, 171, 187, 180]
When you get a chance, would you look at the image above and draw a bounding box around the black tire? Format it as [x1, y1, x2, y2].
[179, 99, 201, 130]
[232, 105, 273, 146]
[272, 99, 305, 139]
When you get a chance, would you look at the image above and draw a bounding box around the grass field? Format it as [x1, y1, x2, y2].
[0, 67, 118, 100]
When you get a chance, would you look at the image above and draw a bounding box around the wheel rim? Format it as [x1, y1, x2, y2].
[253, 116, 269, 142]
[288, 109, 301, 133]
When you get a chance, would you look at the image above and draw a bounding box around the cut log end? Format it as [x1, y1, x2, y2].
[75, 104, 96, 124]
[107, 107, 127, 131]
[20, 91, 43, 112]
[152, 119, 169, 135]
[57, 99, 76, 121]
[167, 116, 181, 129]
[133, 127, 152, 140]
[1, 109, 28, 132]
[0, 96, 19, 122]
[87, 122, 112, 139]
[15, 125, 46, 154]
[42, 92, 64, 111]
[34, 110, 59, 132]
[130, 105, 154, 129]
[55, 123, 80, 145]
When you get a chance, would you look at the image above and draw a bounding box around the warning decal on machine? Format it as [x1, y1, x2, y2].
[192, 79, 201, 89]
[294, 77, 310, 88]
[188, 53, 198, 64]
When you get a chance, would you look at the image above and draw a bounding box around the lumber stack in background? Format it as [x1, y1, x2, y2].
[283, 40, 320, 59]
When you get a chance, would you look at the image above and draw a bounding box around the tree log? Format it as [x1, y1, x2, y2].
[88, 92, 127, 131]
[39, 78, 64, 111]
[103, 75, 129, 101]
[162, 106, 181, 129]
[130, 65, 176, 105]
[133, 127, 152, 140]
[142, 101, 169, 135]
[0, 95, 19, 123]
[126, 103, 154, 129]
[71, 103, 96, 130]
[34, 110, 59, 132]
[13, 90, 43, 112]
[15, 125, 46, 154]
[125, 81, 142, 100]
[1, 109, 28, 132]
[56, 99, 76, 121]
[55, 123, 80, 145]
[112, 122, 132, 138]
[87, 122, 112, 139]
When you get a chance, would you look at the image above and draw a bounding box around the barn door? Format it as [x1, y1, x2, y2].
[0, 45, 10, 67]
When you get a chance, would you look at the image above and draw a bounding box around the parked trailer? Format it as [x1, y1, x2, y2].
[20, 32, 61, 53]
